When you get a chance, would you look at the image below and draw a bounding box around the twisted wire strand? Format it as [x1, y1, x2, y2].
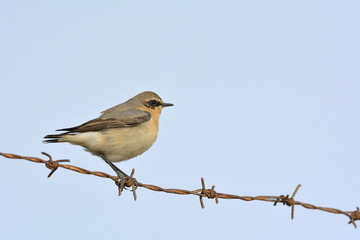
[1, 152, 359, 228]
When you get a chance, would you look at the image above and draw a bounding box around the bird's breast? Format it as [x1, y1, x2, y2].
[100, 115, 159, 162]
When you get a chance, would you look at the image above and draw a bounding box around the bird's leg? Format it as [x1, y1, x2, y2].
[101, 155, 129, 178]
[100, 154, 137, 191]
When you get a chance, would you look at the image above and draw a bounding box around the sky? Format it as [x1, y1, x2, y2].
[0, 1, 359, 239]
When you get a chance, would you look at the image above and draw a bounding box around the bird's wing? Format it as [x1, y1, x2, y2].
[56, 109, 151, 133]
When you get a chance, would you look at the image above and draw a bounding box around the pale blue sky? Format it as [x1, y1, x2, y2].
[1, 1, 359, 239]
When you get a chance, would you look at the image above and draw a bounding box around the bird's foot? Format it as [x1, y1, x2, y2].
[115, 170, 138, 195]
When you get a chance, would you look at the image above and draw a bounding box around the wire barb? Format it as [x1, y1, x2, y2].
[273, 184, 302, 219]
[199, 177, 219, 208]
[116, 168, 137, 200]
[348, 207, 360, 228]
[41, 152, 70, 177]
[0, 152, 358, 229]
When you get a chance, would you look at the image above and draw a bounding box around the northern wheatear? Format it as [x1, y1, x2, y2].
[44, 91, 173, 179]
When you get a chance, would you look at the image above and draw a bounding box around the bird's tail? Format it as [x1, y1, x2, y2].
[43, 134, 65, 143]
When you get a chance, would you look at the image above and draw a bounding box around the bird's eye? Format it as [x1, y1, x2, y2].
[146, 99, 162, 108]
[150, 100, 158, 106]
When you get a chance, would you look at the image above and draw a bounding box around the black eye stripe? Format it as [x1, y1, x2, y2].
[146, 99, 162, 108]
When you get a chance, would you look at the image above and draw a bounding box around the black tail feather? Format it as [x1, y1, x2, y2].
[43, 139, 60, 143]
[56, 127, 76, 132]
[43, 134, 64, 143]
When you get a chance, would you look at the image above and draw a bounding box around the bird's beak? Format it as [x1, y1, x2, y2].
[162, 102, 174, 107]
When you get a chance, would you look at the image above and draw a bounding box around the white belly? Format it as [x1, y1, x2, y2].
[60, 124, 158, 162]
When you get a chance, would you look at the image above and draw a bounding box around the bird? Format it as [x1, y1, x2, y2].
[44, 91, 173, 181]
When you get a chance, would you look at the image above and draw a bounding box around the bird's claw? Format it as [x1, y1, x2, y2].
[115, 175, 138, 194]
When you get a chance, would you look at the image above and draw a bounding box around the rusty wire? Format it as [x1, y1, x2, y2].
[1, 152, 359, 228]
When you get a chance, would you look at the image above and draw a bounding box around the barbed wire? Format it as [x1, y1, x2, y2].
[1, 151, 359, 228]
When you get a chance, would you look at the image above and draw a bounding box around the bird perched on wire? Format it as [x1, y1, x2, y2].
[44, 91, 173, 183]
